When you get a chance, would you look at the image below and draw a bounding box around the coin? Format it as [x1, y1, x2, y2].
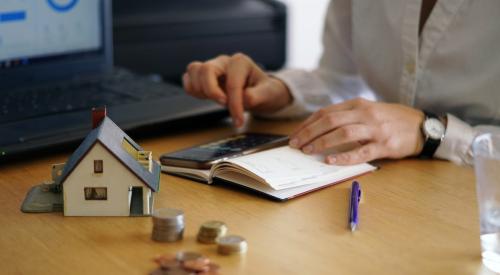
[153, 209, 184, 225]
[197, 221, 228, 244]
[150, 266, 192, 275]
[151, 208, 184, 242]
[154, 255, 179, 270]
[199, 221, 227, 233]
[183, 258, 210, 272]
[153, 208, 184, 218]
[151, 228, 184, 242]
[176, 251, 204, 262]
[152, 252, 220, 275]
[217, 235, 248, 255]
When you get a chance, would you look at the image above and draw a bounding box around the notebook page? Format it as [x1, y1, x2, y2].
[216, 162, 375, 200]
[161, 166, 211, 182]
[228, 146, 363, 190]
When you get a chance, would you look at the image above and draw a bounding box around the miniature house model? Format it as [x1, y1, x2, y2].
[54, 108, 160, 216]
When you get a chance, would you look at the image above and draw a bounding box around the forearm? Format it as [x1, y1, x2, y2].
[259, 68, 375, 119]
[256, 0, 376, 119]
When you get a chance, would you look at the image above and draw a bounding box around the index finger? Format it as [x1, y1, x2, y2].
[225, 56, 252, 127]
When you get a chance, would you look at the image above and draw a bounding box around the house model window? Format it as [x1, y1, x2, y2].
[94, 160, 103, 173]
[84, 187, 107, 200]
[122, 138, 138, 157]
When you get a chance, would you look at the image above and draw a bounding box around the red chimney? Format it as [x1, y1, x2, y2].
[92, 106, 107, 129]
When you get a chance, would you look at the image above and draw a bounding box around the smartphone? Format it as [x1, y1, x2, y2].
[160, 133, 289, 169]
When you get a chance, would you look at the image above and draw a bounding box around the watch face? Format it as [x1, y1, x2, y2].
[424, 118, 445, 140]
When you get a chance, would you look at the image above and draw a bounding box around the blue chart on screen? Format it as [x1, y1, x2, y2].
[47, 0, 79, 12]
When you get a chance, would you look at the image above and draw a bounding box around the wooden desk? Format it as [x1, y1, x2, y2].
[0, 119, 493, 275]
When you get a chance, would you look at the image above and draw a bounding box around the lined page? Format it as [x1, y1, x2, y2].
[228, 146, 372, 190]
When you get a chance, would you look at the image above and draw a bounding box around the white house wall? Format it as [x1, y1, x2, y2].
[63, 143, 147, 216]
[143, 188, 152, 215]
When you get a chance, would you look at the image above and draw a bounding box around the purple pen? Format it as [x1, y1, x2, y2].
[349, 181, 361, 231]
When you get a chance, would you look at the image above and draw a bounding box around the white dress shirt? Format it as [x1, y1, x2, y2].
[269, 0, 500, 165]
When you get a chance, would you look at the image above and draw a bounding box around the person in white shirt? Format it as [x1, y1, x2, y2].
[182, 0, 500, 166]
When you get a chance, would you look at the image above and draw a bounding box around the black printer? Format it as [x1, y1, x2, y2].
[112, 0, 287, 83]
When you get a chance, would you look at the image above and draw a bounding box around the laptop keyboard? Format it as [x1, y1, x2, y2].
[0, 69, 182, 124]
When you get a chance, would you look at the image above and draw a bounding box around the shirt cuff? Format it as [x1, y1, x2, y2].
[434, 114, 477, 165]
[253, 69, 327, 119]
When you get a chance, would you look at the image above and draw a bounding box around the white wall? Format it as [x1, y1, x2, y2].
[63, 143, 148, 216]
[278, 0, 330, 70]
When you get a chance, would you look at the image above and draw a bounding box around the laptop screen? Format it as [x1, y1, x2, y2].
[0, 0, 102, 69]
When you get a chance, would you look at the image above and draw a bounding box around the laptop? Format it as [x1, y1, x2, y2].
[0, 0, 225, 157]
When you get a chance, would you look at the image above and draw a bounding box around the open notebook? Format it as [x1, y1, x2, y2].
[162, 146, 376, 201]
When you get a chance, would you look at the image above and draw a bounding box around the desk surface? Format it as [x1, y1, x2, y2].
[0, 119, 493, 275]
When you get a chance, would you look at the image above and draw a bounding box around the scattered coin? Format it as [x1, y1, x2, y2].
[176, 251, 204, 262]
[217, 235, 248, 255]
[152, 208, 184, 242]
[151, 252, 220, 275]
[183, 258, 210, 272]
[154, 255, 179, 270]
[150, 266, 191, 275]
[197, 221, 228, 244]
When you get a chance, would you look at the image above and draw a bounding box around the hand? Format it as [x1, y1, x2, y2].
[183, 53, 292, 127]
[289, 98, 426, 165]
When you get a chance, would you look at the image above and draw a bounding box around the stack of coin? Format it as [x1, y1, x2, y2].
[151, 252, 220, 275]
[197, 220, 228, 244]
[216, 235, 248, 255]
[151, 208, 184, 242]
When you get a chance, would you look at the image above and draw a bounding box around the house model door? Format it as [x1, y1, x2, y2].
[130, 187, 143, 216]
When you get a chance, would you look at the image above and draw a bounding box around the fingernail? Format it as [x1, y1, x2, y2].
[217, 98, 227, 105]
[289, 138, 299, 148]
[234, 118, 243, 128]
[303, 145, 313, 154]
[327, 155, 336, 164]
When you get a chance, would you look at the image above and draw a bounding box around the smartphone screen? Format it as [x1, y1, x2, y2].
[160, 133, 289, 169]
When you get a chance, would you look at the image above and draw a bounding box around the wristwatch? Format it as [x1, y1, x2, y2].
[419, 112, 447, 158]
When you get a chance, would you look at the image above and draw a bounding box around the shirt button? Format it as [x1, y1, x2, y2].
[405, 61, 416, 74]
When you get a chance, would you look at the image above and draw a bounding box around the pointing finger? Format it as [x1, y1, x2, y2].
[226, 54, 252, 127]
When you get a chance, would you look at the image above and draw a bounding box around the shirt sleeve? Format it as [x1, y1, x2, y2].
[434, 114, 478, 166]
[257, 0, 376, 119]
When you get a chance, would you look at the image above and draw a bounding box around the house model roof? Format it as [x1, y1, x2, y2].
[57, 117, 160, 192]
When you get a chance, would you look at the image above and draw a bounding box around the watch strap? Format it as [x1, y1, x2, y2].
[419, 112, 444, 159]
